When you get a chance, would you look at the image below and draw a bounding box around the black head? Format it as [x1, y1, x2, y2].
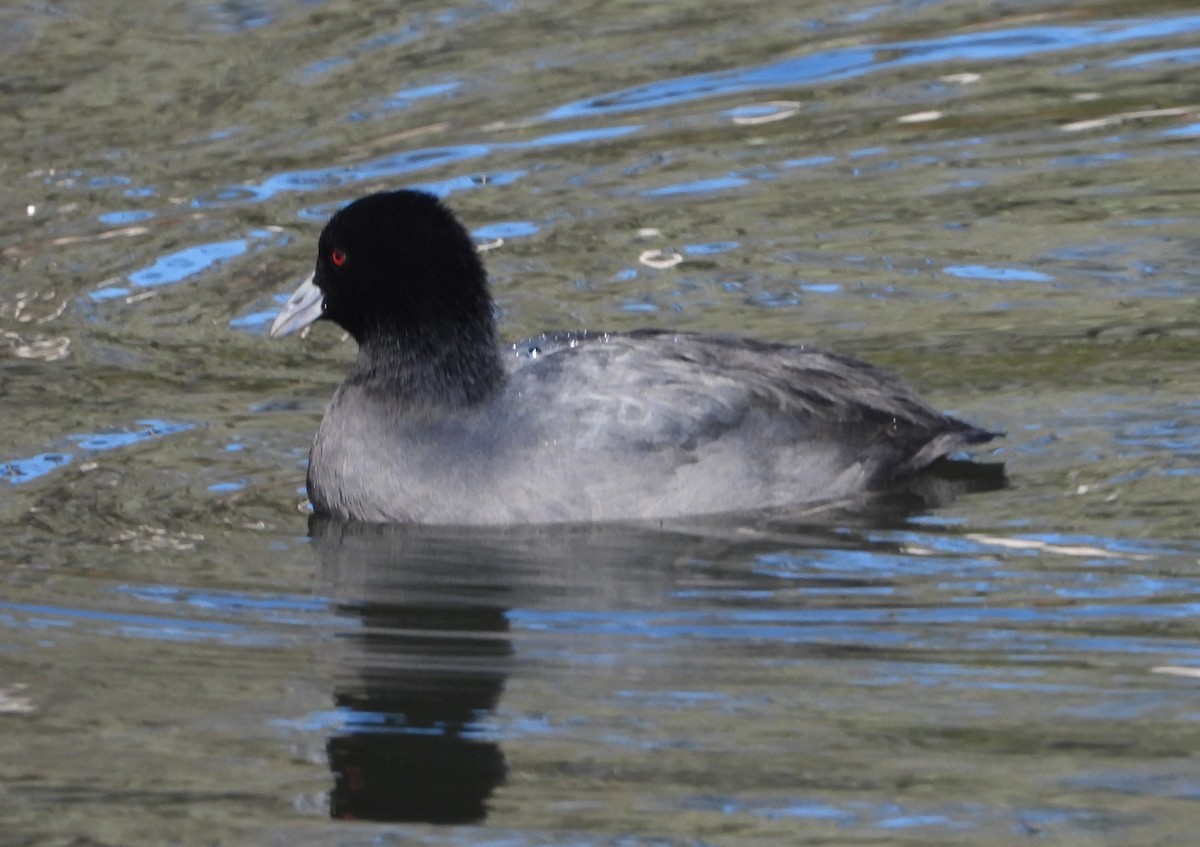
[311, 190, 493, 345]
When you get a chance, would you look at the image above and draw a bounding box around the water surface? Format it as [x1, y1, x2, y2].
[2, 0, 1199, 844]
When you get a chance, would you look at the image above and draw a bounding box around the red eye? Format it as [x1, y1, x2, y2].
[330, 249, 347, 267]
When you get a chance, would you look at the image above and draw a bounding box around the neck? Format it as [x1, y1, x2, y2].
[349, 319, 504, 409]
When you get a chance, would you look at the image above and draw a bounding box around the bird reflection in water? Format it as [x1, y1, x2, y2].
[306, 460, 1004, 823]
[312, 515, 513, 823]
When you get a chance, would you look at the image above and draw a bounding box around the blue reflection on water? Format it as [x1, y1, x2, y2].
[784, 155, 838, 169]
[349, 81, 461, 121]
[472, 220, 540, 240]
[543, 15, 1200, 120]
[91, 229, 289, 301]
[297, 0, 515, 82]
[644, 176, 750, 197]
[191, 144, 490, 207]
[0, 601, 262, 644]
[635, 153, 846, 201]
[208, 481, 245, 493]
[943, 264, 1055, 282]
[1109, 46, 1200, 67]
[0, 420, 195, 485]
[686, 791, 1109, 835]
[411, 168, 525, 199]
[86, 175, 131, 188]
[98, 210, 155, 225]
[130, 235, 262, 287]
[113, 584, 329, 618]
[683, 241, 739, 255]
[200, 125, 638, 208]
[1163, 121, 1200, 138]
[0, 452, 73, 485]
[510, 605, 1188, 638]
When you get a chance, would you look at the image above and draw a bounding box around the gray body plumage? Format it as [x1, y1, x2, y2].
[307, 329, 992, 525]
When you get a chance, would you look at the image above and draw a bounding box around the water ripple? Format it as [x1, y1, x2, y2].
[0, 420, 195, 485]
[543, 14, 1200, 120]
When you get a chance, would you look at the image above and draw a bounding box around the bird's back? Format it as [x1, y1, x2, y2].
[308, 330, 996, 525]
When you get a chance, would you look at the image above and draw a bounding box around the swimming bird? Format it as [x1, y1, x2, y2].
[270, 190, 998, 525]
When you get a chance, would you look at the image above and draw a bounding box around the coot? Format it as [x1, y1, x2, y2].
[270, 190, 998, 524]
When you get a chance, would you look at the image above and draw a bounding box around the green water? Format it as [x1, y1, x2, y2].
[2, 0, 1199, 844]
